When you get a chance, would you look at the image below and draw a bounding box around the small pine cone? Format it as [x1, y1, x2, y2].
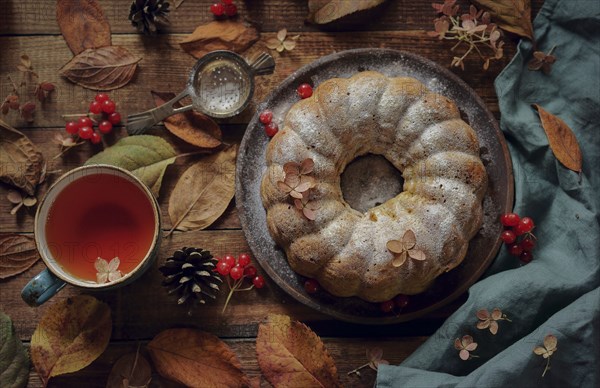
[159, 247, 222, 315]
[129, 0, 170, 35]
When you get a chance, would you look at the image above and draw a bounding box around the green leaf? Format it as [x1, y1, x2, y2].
[0, 311, 30, 388]
[85, 135, 176, 198]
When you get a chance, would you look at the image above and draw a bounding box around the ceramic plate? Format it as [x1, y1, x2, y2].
[236, 49, 513, 324]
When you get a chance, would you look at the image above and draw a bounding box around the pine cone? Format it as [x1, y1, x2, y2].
[129, 0, 170, 35]
[159, 247, 222, 314]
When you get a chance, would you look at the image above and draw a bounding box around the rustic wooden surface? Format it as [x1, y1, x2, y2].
[0, 0, 544, 387]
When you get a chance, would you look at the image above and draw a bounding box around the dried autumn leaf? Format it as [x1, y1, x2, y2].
[151, 91, 222, 149]
[106, 347, 152, 388]
[307, 0, 387, 24]
[532, 104, 582, 174]
[56, 0, 111, 55]
[168, 145, 237, 233]
[0, 234, 40, 279]
[30, 295, 111, 386]
[257, 314, 341, 387]
[0, 120, 45, 196]
[469, 0, 534, 40]
[0, 311, 30, 388]
[179, 20, 259, 59]
[147, 328, 249, 388]
[85, 135, 177, 198]
[59, 46, 142, 90]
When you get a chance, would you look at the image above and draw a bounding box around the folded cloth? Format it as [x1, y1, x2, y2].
[377, 0, 600, 386]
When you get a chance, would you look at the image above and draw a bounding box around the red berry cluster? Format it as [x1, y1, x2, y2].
[210, 0, 237, 17]
[500, 212, 537, 263]
[380, 294, 410, 313]
[216, 253, 265, 312]
[64, 93, 121, 144]
[259, 109, 279, 137]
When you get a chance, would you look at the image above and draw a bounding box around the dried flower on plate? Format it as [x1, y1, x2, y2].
[266, 29, 300, 52]
[386, 230, 426, 267]
[533, 334, 557, 377]
[528, 46, 556, 74]
[454, 335, 479, 360]
[294, 195, 319, 221]
[476, 308, 511, 334]
[277, 158, 316, 199]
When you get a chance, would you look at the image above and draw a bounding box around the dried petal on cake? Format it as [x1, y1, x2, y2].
[95, 257, 122, 284]
[387, 229, 427, 267]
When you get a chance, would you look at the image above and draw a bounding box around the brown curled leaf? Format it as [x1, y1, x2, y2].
[56, 0, 111, 55]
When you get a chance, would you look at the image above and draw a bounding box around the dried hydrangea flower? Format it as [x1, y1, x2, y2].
[95, 257, 122, 284]
[533, 334, 557, 377]
[277, 158, 316, 198]
[294, 195, 319, 220]
[266, 29, 300, 52]
[476, 308, 512, 334]
[348, 347, 389, 377]
[7, 190, 37, 215]
[387, 230, 427, 267]
[528, 47, 557, 74]
[454, 335, 479, 360]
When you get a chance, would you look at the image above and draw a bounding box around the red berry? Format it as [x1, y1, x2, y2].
[78, 126, 93, 139]
[515, 217, 534, 235]
[500, 212, 520, 227]
[380, 300, 395, 313]
[223, 254, 236, 268]
[102, 99, 116, 114]
[500, 230, 516, 245]
[65, 121, 79, 134]
[244, 265, 257, 278]
[265, 122, 279, 137]
[108, 112, 122, 125]
[222, 0, 233, 4]
[297, 83, 313, 99]
[520, 251, 533, 263]
[238, 253, 251, 267]
[90, 132, 102, 145]
[89, 100, 102, 114]
[230, 265, 243, 280]
[78, 116, 93, 128]
[210, 3, 224, 16]
[520, 236, 536, 250]
[304, 279, 319, 294]
[394, 294, 409, 309]
[224, 3, 237, 16]
[98, 120, 113, 134]
[95, 93, 110, 103]
[216, 261, 231, 276]
[259, 110, 273, 125]
[508, 243, 523, 256]
[253, 275, 265, 289]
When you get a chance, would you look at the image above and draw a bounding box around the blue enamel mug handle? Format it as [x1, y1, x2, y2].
[21, 268, 66, 306]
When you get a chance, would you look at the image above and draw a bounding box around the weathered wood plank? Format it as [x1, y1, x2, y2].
[0, 0, 546, 35]
[22, 337, 426, 387]
[0, 31, 511, 129]
[0, 229, 465, 341]
[0, 126, 244, 233]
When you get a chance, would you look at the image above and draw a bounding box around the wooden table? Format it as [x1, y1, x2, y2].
[0, 1, 543, 386]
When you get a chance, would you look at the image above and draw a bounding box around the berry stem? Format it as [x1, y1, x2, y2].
[52, 142, 84, 160]
[221, 277, 246, 313]
[347, 363, 369, 376]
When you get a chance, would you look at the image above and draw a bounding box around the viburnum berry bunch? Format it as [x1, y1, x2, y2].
[62, 93, 122, 145]
[210, 0, 238, 17]
[380, 294, 410, 314]
[500, 212, 537, 264]
[216, 253, 265, 312]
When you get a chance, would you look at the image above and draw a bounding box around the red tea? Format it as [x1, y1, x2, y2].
[45, 173, 156, 282]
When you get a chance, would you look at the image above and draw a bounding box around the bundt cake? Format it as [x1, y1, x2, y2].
[260, 71, 487, 302]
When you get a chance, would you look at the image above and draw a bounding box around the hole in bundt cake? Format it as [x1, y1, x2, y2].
[340, 154, 404, 213]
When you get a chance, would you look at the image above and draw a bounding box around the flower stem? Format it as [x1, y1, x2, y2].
[542, 357, 551, 377]
[347, 363, 369, 376]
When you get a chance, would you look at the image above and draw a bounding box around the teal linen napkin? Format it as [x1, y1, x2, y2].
[377, 0, 600, 386]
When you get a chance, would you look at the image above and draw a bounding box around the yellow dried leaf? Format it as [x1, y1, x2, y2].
[30, 295, 111, 386]
[179, 20, 259, 59]
[307, 0, 388, 24]
[257, 314, 341, 387]
[147, 328, 249, 387]
[533, 104, 582, 174]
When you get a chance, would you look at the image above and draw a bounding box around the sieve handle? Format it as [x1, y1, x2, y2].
[126, 89, 192, 135]
[248, 52, 275, 76]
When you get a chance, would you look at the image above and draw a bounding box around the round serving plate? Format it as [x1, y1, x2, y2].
[235, 49, 514, 324]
